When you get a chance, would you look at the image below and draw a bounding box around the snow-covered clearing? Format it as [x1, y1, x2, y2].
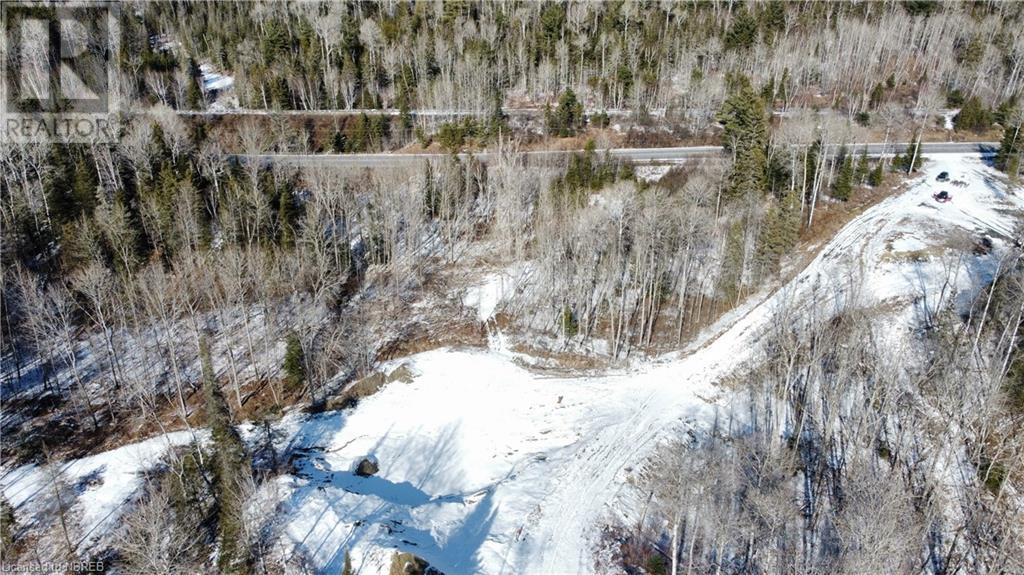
[270, 153, 1024, 574]
[265, 154, 1021, 574]
[2, 154, 1019, 574]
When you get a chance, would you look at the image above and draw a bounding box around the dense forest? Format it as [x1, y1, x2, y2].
[1, 1, 1024, 574]
[127, 1, 1024, 113]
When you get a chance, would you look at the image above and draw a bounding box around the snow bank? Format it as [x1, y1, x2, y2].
[0, 430, 200, 550]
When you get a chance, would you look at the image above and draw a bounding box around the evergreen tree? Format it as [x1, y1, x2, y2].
[994, 97, 1018, 126]
[283, 333, 306, 392]
[561, 306, 578, 338]
[777, 68, 790, 103]
[953, 96, 992, 132]
[437, 122, 468, 151]
[275, 178, 299, 248]
[398, 88, 414, 136]
[71, 156, 99, 217]
[546, 89, 584, 137]
[804, 140, 820, 202]
[342, 549, 354, 575]
[995, 118, 1022, 180]
[201, 337, 251, 575]
[332, 129, 347, 153]
[720, 76, 768, 200]
[350, 114, 370, 152]
[766, 153, 790, 196]
[855, 148, 870, 184]
[831, 146, 854, 201]
[946, 88, 965, 108]
[868, 160, 885, 187]
[270, 76, 290, 110]
[724, 9, 757, 52]
[719, 219, 746, 302]
[185, 58, 203, 109]
[869, 83, 885, 109]
[187, 76, 203, 109]
[150, 123, 171, 166]
[369, 115, 390, 151]
[261, 18, 289, 62]
[760, 76, 775, 104]
[759, 1, 786, 45]
[486, 87, 509, 139]
[423, 161, 439, 219]
[45, 145, 76, 225]
[143, 161, 181, 256]
[899, 137, 924, 173]
[756, 188, 800, 274]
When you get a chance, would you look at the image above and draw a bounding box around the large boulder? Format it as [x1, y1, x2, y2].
[389, 552, 444, 575]
[353, 455, 379, 477]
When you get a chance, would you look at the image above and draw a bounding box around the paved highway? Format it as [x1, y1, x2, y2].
[243, 141, 998, 168]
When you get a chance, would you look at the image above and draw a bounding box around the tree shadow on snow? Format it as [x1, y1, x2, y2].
[279, 419, 498, 575]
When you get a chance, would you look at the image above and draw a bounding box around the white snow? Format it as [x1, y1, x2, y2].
[200, 63, 235, 92]
[5, 154, 1020, 574]
[462, 274, 508, 322]
[268, 153, 1022, 574]
[805, 154, 1021, 327]
[271, 349, 723, 575]
[461, 266, 531, 323]
[943, 109, 960, 130]
[0, 430, 201, 550]
[634, 164, 673, 183]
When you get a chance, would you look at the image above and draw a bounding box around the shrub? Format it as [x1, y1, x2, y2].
[283, 333, 306, 392]
[646, 553, 668, 575]
[977, 453, 1007, 494]
[561, 306, 578, 338]
[946, 88, 965, 108]
[0, 495, 15, 562]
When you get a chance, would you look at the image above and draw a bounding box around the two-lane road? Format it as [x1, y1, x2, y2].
[244, 141, 998, 168]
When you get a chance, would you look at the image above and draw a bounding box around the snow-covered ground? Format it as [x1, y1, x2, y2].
[943, 108, 961, 131]
[264, 154, 1021, 574]
[461, 272, 517, 322]
[2, 154, 1020, 574]
[0, 430, 201, 552]
[634, 164, 673, 183]
[200, 63, 235, 92]
[269, 153, 1024, 574]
